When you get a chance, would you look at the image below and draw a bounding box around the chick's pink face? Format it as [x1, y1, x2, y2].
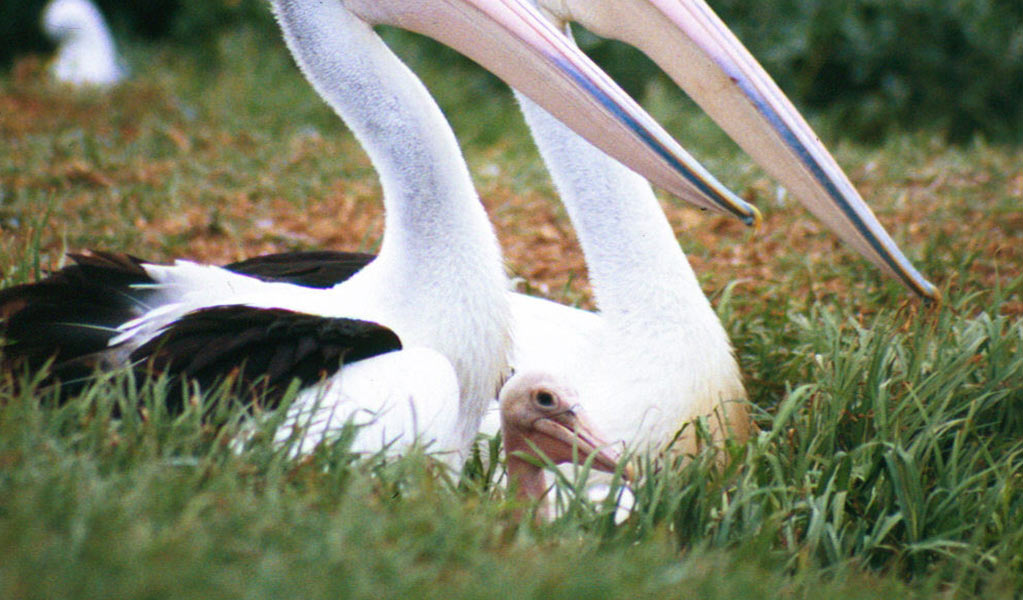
[500, 374, 627, 476]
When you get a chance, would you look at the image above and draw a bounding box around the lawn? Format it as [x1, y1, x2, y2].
[1, 28, 1022, 599]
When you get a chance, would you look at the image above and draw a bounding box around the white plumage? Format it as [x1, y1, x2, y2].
[122, 0, 512, 460]
[42, 0, 125, 87]
[487, 0, 941, 453]
[490, 93, 751, 454]
[5, 0, 757, 467]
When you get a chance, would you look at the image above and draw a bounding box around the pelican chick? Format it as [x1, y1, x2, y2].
[500, 371, 633, 520]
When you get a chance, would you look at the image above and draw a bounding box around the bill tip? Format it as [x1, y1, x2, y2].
[920, 280, 941, 304]
[742, 204, 763, 230]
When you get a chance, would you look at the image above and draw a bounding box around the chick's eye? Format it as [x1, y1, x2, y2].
[535, 390, 556, 408]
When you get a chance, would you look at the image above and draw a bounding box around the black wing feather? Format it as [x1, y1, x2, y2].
[0, 249, 379, 402]
[225, 251, 375, 288]
[0, 251, 157, 374]
[131, 305, 402, 414]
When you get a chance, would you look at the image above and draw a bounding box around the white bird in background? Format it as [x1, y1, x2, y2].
[41, 0, 125, 87]
[1, 0, 754, 466]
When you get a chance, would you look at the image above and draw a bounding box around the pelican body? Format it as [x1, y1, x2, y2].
[492, 0, 939, 456]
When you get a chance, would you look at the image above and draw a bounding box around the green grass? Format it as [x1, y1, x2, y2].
[2, 28, 1023, 599]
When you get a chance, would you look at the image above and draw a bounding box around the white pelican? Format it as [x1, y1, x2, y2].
[1, 0, 755, 463]
[480, 1, 953, 479]
[503, 88, 752, 452]
[498, 370, 631, 521]
[490, 0, 942, 451]
[486, 0, 945, 520]
[41, 0, 125, 87]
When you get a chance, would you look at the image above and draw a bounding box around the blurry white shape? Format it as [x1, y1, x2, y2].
[42, 0, 125, 87]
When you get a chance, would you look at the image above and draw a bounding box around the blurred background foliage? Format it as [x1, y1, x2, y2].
[1, 0, 1021, 143]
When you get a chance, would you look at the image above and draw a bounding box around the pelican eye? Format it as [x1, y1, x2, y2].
[535, 390, 556, 408]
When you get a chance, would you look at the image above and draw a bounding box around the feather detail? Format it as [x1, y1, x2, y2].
[131, 305, 401, 415]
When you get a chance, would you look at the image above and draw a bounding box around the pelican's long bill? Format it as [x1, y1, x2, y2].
[537, 0, 938, 300]
[345, 0, 758, 225]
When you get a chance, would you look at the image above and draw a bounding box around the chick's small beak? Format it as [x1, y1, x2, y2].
[532, 411, 634, 480]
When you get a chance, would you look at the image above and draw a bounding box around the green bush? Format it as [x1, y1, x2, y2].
[0, 0, 53, 63]
[710, 0, 1023, 142]
[0, 0, 271, 66]
[578, 0, 1022, 143]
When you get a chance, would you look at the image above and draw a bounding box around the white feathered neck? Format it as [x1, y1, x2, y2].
[271, 0, 511, 443]
[514, 88, 747, 450]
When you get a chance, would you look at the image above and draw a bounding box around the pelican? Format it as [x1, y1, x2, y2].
[502, 90, 751, 451]
[484, 0, 942, 456]
[499, 370, 630, 521]
[1, 0, 755, 463]
[41, 0, 125, 87]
